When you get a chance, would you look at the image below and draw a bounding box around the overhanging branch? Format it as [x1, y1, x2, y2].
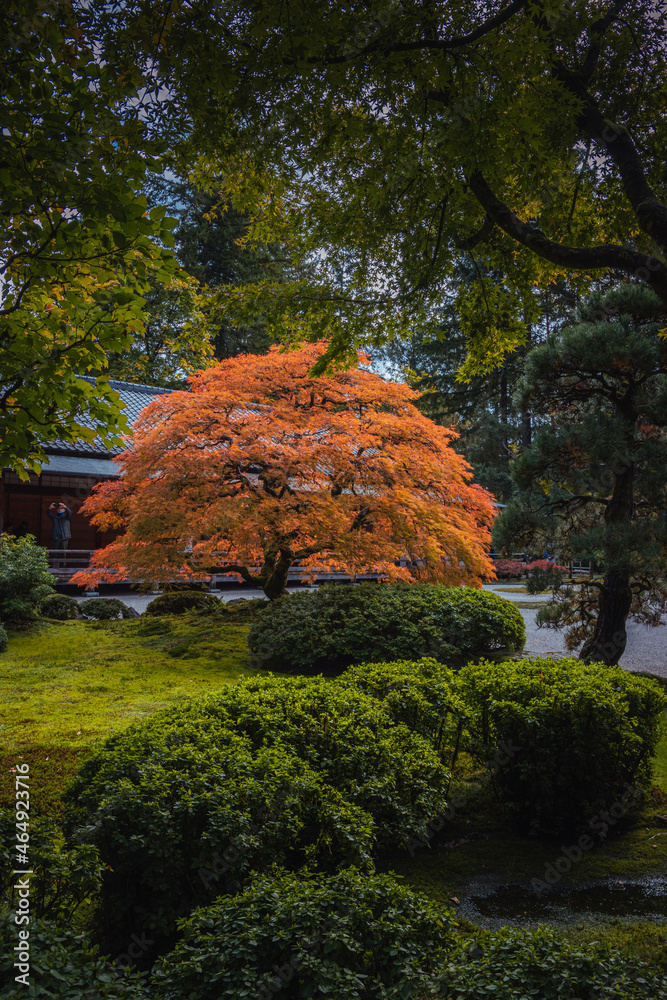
[467, 170, 667, 304]
[310, 0, 529, 65]
[210, 563, 262, 586]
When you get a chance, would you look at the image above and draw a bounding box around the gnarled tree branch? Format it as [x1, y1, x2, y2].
[467, 170, 667, 304]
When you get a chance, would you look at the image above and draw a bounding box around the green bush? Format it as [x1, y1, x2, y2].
[456, 657, 667, 835]
[248, 582, 525, 673]
[443, 926, 667, 999]
[0, 623, 7, 653]
[64, 673, 450, 954]
[40, 592, 80, 620]
[0, 808, 101, 923]
[78, 597, 133, 620]
[0, 534, 54, 625]
[339, 658, 466, 761]
[151, 868, 455, 1000]
[144, 590, 222, 616]
[213, 596, 268, 622]
[0, 912, 146, 1000]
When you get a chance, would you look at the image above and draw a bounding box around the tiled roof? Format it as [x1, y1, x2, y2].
[46, 376, 174, 459]
[41, 455, 122, 477]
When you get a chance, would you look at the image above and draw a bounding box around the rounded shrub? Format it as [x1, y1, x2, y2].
[339, 657, 466, 762]
[493, 559, 525, 579]
[248, 582, 525, 672]
[78, 597, 134, 620]
[151, 868, 455, 1000]
[456, 656, 667, 835]
[525, 559, 568, 594]
[64, 673, 450, 955]
[144, 590, 222, 616]
[0, 622, 7, 653]
[40, 593, 80, 620]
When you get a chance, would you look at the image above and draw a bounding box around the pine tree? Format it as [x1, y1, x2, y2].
[493, 285, 667, 665]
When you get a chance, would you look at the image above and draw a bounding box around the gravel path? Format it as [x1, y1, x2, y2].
[73, 583, 666, 679]
[483, 584, 667, 678]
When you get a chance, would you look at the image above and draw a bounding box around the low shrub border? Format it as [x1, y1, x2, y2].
[440, 925, 667, 999]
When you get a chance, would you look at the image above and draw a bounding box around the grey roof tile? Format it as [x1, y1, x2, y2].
[46, 377, 175, 459]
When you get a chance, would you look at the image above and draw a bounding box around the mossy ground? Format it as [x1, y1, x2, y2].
[0, 614, 253, 817]
[381, 778, 667, 897]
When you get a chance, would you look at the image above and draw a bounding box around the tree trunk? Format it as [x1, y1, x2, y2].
[579, 568, 632, 665]
[521, 410, 531, 449]
[579, 455, 635, 666]
[261, 548, 292, 600]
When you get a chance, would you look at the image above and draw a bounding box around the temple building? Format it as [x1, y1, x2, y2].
[0, 378, 172, 555]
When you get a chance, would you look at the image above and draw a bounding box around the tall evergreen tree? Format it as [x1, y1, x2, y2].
[146, 174, 304, 360]
[376, 275, 580, 503]
[493, 284, 667, 665]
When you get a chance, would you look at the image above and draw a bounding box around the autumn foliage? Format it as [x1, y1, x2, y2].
[72, 344, 497, 598]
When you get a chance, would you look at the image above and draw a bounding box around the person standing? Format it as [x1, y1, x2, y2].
[47, 502, 71, 566]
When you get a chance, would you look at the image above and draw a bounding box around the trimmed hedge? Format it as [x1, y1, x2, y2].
[144, 590, 222, 616]
[151, 868, 455, 1000]
[40, 593, 80, 620]
[457, 656, 666, 835]
[64, 673, 451, 955]
[78, 597, 135, 620]
[248, 582, 525, 672]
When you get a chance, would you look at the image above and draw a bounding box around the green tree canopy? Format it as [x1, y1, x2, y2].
[81, 0, 667, 371]
[0, 2, 178, 475]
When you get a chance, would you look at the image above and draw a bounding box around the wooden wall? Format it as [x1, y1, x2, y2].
[1, 473, 119, 550]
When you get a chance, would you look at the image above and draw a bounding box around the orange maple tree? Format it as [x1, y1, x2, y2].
[72, 344, 498, 599]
